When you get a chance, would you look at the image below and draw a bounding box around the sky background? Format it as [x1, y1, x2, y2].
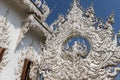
[45, 0, 120, 34]
[45, 0, 120, 79]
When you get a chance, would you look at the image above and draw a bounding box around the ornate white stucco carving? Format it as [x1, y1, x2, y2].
[41, 0, 50, 20]
[15, 0, 50, 21]
[14, 0, 120, 80]
[15, 46, 40, 80]
[36, 0, 120, 80]
[34, 0, 41, 8]
[15, 14, 51, 49]
[0, 16, 11, 73]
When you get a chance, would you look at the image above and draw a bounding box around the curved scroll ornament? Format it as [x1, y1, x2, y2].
[0, 16, 11, 73]
[15, 1, 120, 80]
[38, 1, 120, 80]
[43, 24, 120, 80]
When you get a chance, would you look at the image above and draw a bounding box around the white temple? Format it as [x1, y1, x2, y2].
[0, 0, 120, 80]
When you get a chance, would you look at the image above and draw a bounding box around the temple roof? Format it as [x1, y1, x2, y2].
[12, 0, 50, 21]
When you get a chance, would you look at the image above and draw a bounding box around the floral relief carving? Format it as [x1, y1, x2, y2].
[0, 16, 11, 73]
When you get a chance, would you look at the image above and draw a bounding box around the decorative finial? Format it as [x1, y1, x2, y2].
[34, 0, 41, 8]
[84, 2, 95, 21]
[104, 11, 114, 29]
[107, 11, 115, 25]
[42, 0, 50, 19]
[72, 0, 79, 7]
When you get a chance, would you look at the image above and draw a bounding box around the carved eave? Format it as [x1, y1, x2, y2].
[28, 14, 52, 43]
[33, 14, 52, 35]
[13, 0, 45, 21]
[15, 14, 52, 50]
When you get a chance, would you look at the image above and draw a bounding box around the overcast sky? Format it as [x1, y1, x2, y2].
[45, 0, 120, 79]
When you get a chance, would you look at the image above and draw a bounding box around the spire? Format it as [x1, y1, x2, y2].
[84, 2, 95, 22]
[72, 0, 80, 8]
[87, 2, 95, 16]
[104, 11, 115, 30]
[107, 11, 115, 25]
[67, 0, 83, 21]
[73, 0, 78, 5]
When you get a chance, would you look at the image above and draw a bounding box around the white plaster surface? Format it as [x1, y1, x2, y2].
[0, 1, 41, 80]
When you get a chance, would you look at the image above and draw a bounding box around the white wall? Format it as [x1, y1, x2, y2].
[0, 1, 41, 80]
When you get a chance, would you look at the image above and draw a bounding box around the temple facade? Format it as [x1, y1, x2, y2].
[0, 0, 120, 80]
[0, 0, 51, 80]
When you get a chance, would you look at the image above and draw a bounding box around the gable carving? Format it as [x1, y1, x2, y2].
[37, 1, 120, 80]
[16, 1, 120, 80]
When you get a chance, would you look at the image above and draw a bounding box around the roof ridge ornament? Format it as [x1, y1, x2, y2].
[107, 11, 115, 25]
[66, 0, 84, 23]
[104, 11, 115, 30]
[84, 3, 95, 22]
[72, 0, 80, 8]
[70, 0, 82, 11]
[41, 0, 50, 20]
[34, 0, 41, 8]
